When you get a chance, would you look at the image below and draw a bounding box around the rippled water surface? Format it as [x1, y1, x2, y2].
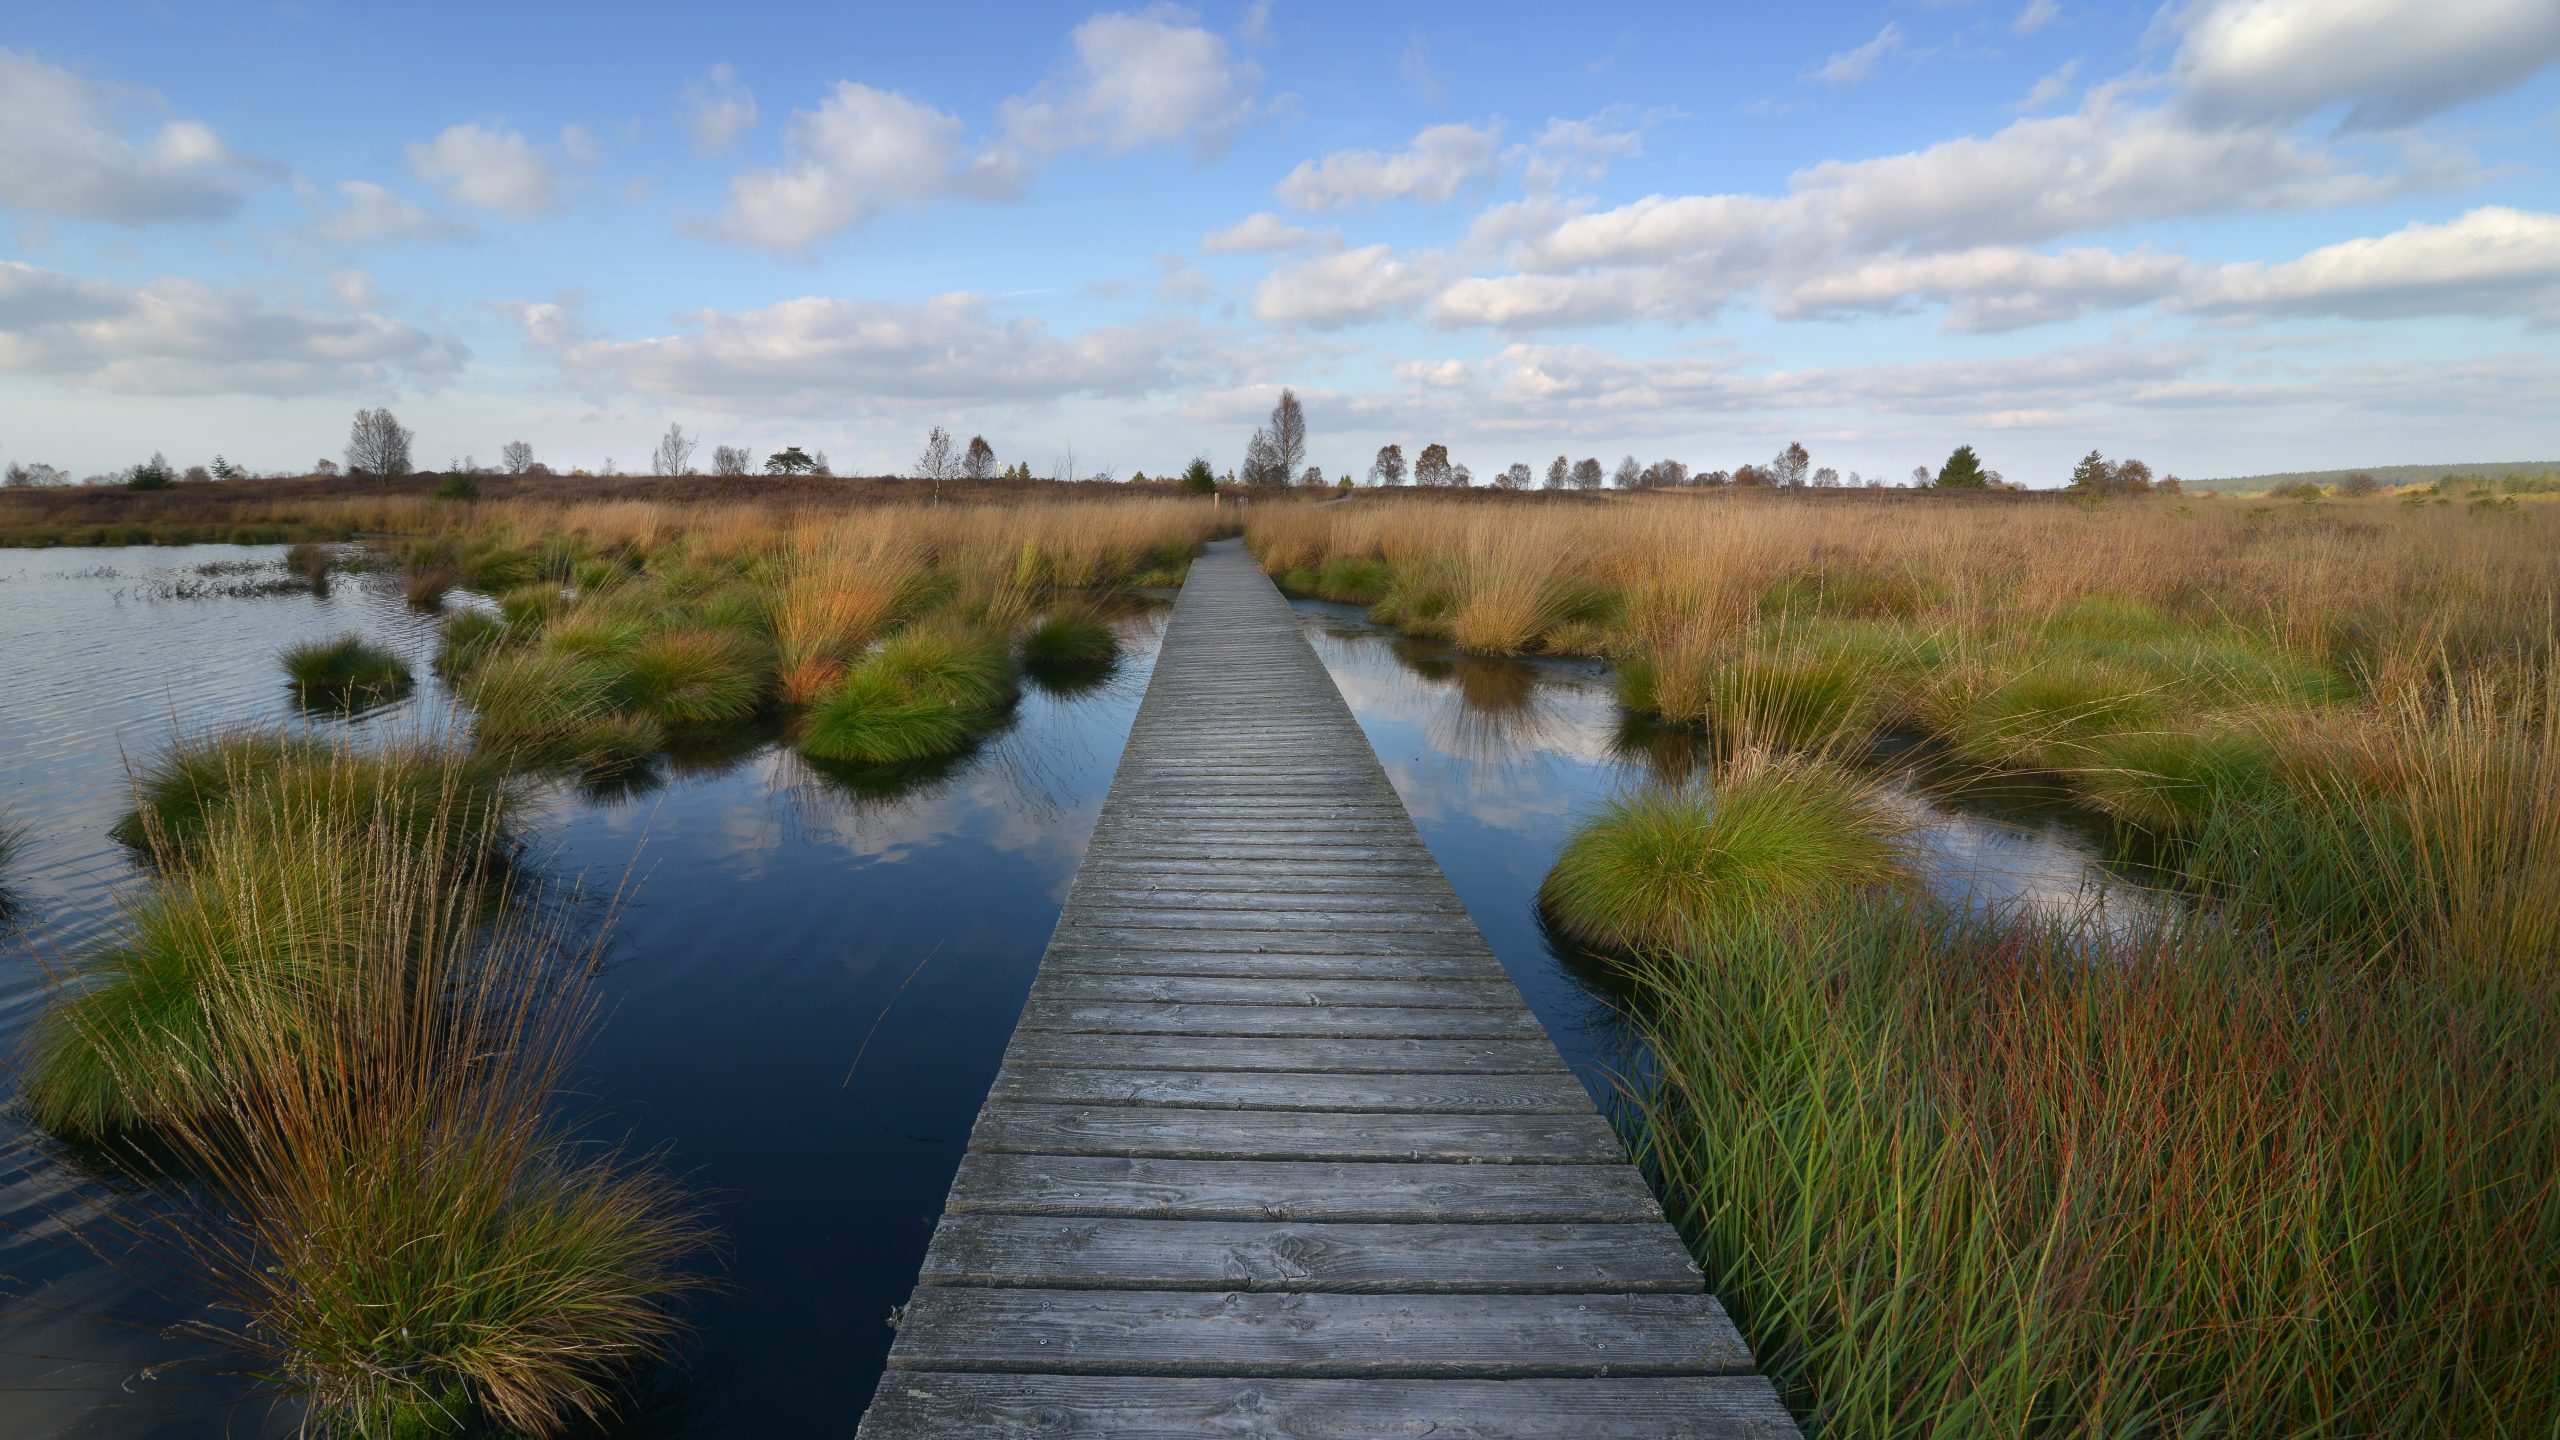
[0, 548, 2153, 1435]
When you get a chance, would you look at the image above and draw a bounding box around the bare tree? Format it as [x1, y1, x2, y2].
[313, 458, 341, 477]
[1241, 428, 1287, 487]
[1910, 465, 1932, 487]
[711, 444, 753, 476]
[1410, 443, 1451, 487]
[1769, 441, 1811, 488]
[501, 440, 536, 474]
[811, 449, 833, 476]
[1368, 443, 1406, 486]
[1301, 466, 1325, 487]
[1611, 455, 1642, 489]
[1545, 455, 1570, 490]
[1697, 469, 1732, 487]
[1813, 466, 1840, 487]
[1641, 459, 1689, 488]
[963, 434, 997, 481]
[1500, 462, 1532, 490]
[915, 426, 957, 500]
[1452, 462, 1473, 487]
[1268, 388, 1308, 480]
[1570, 457, 1604, 490]
[344, 407, 414, 477]
[4, 461, 66, 487]
[651, 423, 699, 476]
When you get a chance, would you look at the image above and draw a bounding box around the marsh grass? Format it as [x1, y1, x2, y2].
[47, 811, 709, 1434]
[280, 633, 414, 710]
[405, 565, 459, 610]
[1623, 899, 2560, 1437]
[1539, 756, 1909, 953]
[1020, 607, 1119, 672]
[798, 625, 1018, 766]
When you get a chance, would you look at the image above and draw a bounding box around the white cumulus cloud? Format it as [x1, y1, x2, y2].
[1253, 244, 1437, 327]
[0, 260, 457, 395]
[407, 123, 557, 215]
[1275, 122, 1501, 212]
[719, 83, 972, 251]
[2186, 206, 2560, 322]
[1201, 211, 1334, 253]
[554, 291, 1190, 407]
[2175, 0, 2560, 128]
[0, 48, 259, 223]
[992, 8, 1260, 170]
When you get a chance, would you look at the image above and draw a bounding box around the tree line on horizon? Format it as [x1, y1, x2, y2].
[3, 395, 2207, 497]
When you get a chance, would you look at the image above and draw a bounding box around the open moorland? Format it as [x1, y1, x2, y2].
[3, 475, 2555, 1438]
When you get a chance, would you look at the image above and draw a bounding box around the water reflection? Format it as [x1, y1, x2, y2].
[1291, 599, 2173, 1105]
[0, 546, 1165, 1436]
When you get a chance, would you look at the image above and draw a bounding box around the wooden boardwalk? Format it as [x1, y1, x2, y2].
[856, 541, 1800, 1439]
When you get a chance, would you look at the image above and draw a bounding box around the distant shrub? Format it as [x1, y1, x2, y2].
[434, 474, 482, 502]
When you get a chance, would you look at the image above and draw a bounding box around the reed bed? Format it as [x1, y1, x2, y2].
[406, 496, 1219, 775]
[23, 737, 706, 1436]
[1254, 491, 2560, 1436]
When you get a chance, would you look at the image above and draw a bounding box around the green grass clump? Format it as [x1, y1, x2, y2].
[22, 820, 368, 1139]
[1540, 761, 1908, 953]
[619, 628, 765, 726]
[281, 634, 413, 708]
[1623, 898, 2560, 1437]
[2078, 724, 2276, 836]
[1020, 609, 1119, 671]
[1314, 555, 1392, 605]
[1935, 658, 2163, 772]
[111, 729, 327, 858]
[42, 804, 714, 1433]
[1700, 651, 1876, 753]
[799, 626, 1016, 765]
[434, 609, 517, 679]
[496, 582, 568, 628]
[111, 730, 519, 875]
[458, 651, 660, 772]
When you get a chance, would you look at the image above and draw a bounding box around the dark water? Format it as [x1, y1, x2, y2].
[0, 548, 2153, 1436]
[0, 545, 1162, 1436]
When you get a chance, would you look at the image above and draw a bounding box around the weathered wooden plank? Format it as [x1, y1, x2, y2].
[1059, 909, 1484, 937]
[970, 1102, 1623, 1163]
[1038, 947, 1504, 981]
[858, 1374, 1801, 1440]
[987, 1066, 1594, 1113]
[1046, 926, 1493, 957]
[998, 1032, 1565, 1074]
[942, 1154, 1663, 1223]
[919, 1216, 1704, 1293]
[885, 1289, 1754, 1378]
[1029, 975, 1517, 1009]
[1067, 887, 1470, 913]
[1016, 1000, 1546, 1039]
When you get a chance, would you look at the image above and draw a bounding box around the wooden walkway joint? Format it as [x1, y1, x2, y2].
[857, 541, 1801, 1438]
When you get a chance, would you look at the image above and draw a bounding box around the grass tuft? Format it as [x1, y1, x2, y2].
[1020, 608, 1119, 671]
[798, 625, 1016, 765]
[1539, 758, 1908, 953]
[280, 634, 413, 709]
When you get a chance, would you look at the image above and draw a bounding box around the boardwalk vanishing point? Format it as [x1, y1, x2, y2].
[856, 540, 1802, 1438]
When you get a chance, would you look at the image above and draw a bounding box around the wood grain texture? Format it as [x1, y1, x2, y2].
[859, 1374, 1801, 1439]
[854, 541, 1794, 1438]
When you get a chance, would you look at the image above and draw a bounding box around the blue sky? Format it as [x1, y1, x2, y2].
[4, 0, 2558, 484]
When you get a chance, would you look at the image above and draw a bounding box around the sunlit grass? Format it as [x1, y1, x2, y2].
[1539, 757, 1909, 953]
